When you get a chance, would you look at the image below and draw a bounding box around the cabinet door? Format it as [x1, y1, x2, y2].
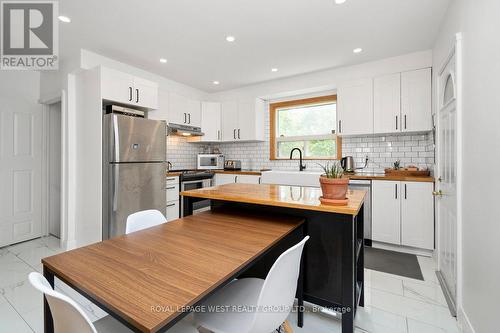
[101, 67, 134, 104]
[215, 174, 237, 185]
[166, 200, 179, 222]
[374, 73, 401, 134]
[237, 101, 255, 141]
[199, 102, 221, 142]
[168, 93, 189, 125]
[401, 182, 434, 249]
[221, 101, 238, 141]
[235, 175, 261, 184]
[401, 68, 432, 132]
[133, 77, 158, 109]
[148, 88, 169, 120]
[187, 99, 201, 127]
[372, 180, 401, 245]
[337, 78, 373, 135]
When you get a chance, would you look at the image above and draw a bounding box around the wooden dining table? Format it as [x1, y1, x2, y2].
[41, 209, 305, 333]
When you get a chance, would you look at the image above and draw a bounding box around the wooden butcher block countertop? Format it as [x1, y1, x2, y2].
[181, 183, 366, 216]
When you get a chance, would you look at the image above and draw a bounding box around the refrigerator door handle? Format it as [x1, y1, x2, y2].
[112, 164, 119, 211]
[113, 115, 120, 162]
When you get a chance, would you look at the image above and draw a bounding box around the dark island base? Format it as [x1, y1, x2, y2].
[186, 199, 365, 333]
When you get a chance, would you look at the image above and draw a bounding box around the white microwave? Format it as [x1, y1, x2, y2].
[197, 154, 224, 170]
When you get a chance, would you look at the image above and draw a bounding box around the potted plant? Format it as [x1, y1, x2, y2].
[318, 161, 349, 201]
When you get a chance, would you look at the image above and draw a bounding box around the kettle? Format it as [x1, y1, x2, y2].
[341, 156, 355, 173]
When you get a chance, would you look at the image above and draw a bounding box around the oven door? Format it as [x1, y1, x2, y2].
[181, 179, 212, 216]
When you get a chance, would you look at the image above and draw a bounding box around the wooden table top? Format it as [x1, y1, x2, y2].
[42, 210, 304, 333]
[181, 183, 366, 216]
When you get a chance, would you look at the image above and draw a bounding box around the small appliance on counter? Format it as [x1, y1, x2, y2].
[197, 154, 224, 170]
[341, 156, 355, 173]
[224, 160, 242, 170]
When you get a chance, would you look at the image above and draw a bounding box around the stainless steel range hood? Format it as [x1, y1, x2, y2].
[167, 123, 204, 137]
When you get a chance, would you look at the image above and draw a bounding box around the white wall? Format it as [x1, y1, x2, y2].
[433, 1, 500, 332]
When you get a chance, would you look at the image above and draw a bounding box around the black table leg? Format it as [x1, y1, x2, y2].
[43, 265, 54, 333]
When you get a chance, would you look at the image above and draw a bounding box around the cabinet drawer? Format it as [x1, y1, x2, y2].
[166, 183, 179, 202]
[166, 201, 179, 222]
[166, 176, 179, 184]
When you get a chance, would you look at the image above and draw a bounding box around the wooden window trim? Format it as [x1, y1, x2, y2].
[269, 95, 342, 160]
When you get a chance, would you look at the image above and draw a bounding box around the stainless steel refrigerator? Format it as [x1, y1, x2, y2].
[103, 112, 166, 239]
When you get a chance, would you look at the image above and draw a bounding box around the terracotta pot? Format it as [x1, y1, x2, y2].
[319, 176, 349, 200]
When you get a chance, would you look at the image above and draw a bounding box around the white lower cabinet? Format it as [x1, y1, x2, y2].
[214, 174, 237, 186]
[236, 175, 261, 184]
[372, 181, 401, 244]
[214, 173, 261, 185]
[401, 182, 434, 250]
[166, 176, 180, 221]
[372, 180, 434, 250]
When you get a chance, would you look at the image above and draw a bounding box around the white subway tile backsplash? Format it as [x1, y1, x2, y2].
[166, 109, 435, 173]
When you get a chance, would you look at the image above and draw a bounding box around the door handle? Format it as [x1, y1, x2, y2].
[183, 113, 186, 123]
[395, 183, 398, 199]
[396, 115, 398, 130]
[166, 186, 176, 190]
[432, 190, 443, 197]
[167, 203, 176, 207]
[404, 115, 407, 129]
[188, 113, 191, 124]
[235, 176, 238, 183]
[238, 128, 241, 139]
[129, 87, 133, 101]
[404, 184, 407, 199]
[136, 89, 139, 103]
[233, 129, 236, 139]
[339, 120, 342, 133]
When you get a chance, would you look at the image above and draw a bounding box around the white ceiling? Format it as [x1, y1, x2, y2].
[59, 0, 450, 92]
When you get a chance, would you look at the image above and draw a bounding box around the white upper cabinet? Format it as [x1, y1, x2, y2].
[221, 101, 238, 141]
[168, 93, 201, 127]
[337, 78, 373, 136]
[148, 88, 169, 121]
[100, 67, 158, 109]
[374, 73, 401, 134]
[221, 99, 265, 142]
[401, 182, 434, 250]
[199, 102, 222, 142]
[401, 68, 432, 132]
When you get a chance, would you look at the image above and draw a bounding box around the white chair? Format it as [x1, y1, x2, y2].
[29, 272, 198, 333]
[126, 209, 167, 234]
[194, 236, 310, 333]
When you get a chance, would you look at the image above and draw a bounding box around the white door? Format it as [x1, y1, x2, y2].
[237, 101, 255, 141]
[374, 73, 401, 134]
[401, 182, 434, 250]
[168, 93, 189, 125]
[133, 77, 158, 109]
[436, 50, 459, 309]
[236, 175, 261, 184]
[372, 180, 401, 245]
[148, 88, 169, 121]
[401, 68, 432, 132]
[337, 78, 373, 135]
[187, 99, 201, 127]
[221, 101, 238, 141]
[101, 67, 134, 104]
[215, 174, 236, 185]
[200, 102, 221, 142]
[0, 95, 43, 246]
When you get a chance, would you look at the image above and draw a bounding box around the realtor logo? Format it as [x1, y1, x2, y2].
[1, 1, 58, 70]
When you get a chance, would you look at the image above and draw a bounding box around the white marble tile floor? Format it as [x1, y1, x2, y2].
[0, 236, 461, 333]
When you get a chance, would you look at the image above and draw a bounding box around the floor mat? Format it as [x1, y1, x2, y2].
[365, 247, 424, 280]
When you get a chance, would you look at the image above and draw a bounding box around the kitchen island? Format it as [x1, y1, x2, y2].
[181, 183, 366, 333]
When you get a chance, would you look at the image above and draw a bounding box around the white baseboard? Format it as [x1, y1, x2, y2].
[458, 306, 476, 333]
[62, 238, 77, 250]
[372, 241, 434, 257]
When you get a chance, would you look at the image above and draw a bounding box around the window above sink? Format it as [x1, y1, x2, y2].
[270, 95, 342, 160]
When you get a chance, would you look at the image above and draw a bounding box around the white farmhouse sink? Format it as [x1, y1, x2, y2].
[260, 170, 322, 187]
